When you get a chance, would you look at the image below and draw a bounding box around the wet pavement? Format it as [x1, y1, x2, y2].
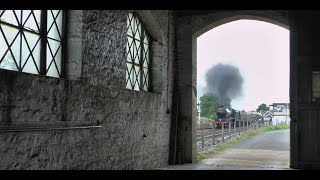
[159, 129, 290, 170]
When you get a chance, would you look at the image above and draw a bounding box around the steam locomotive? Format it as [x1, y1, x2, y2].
[214, 106, 259, 128]
[214, 106, 237, 128]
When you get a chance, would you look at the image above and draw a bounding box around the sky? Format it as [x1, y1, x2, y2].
[197, 20, 289, 112]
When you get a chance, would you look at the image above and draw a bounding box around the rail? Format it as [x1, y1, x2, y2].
[196, 120, 266, 152]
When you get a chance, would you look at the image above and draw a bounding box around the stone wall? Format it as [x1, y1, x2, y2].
[0, 10, 174, 169]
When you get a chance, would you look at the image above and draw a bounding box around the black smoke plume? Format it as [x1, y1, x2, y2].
[205, 63, 244, 105]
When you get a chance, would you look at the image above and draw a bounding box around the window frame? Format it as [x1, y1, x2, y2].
[126, 12, 152, 92]
[0, 10, 66, 78]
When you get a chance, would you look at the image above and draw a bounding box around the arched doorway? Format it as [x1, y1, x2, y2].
[170, 10, 296, 167]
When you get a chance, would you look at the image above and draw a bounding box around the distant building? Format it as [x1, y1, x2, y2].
[262, 110, 274, 121]
[269, 103, 290, 116]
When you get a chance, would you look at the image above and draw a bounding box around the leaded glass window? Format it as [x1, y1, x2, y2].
[126, 13, 151, 91]
[0, 10, 64, 78]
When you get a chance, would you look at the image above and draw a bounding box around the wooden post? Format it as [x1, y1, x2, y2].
[239, 121, 241, 135]
[234, 121, 236, 138]
[212, 122, 215, 145]
[246, 116, 248, 130]
[222, 122, 225, 143]
[201, 120, 204, 147]
[228, 120, 231, 140]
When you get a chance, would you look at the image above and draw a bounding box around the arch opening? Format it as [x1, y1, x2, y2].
[193, 16, 290, 169]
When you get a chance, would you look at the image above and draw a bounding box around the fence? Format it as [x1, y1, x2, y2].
[196, 115, 267, 153]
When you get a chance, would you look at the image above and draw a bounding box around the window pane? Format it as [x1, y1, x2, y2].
[131, 15, 136, 37]
[23, 10, 41, 32]
[0, 10, 64, 77]
[22, 54, 39, 74]
[55, 11, 62, 34]
[0, 24, 20, 68]
[46, 61, 59, 77]
[134, 17, 141, 40]
[126, 62, 133, 89]
[126, 13, 151, 91]
[143, 43, 149, 68]
[47, 10, 62, 40]
[0, 29, 7, 61]
[143, 68, 149, 91]
[0, 10, 20, 26]
[46, 39, 62, 77]
[127, 13, 133, 37]
[134, 65, 140, 91]
[133, 40, 140, 64]
[127, 36, 133, 62]
[0, 52, 18, 71]
[1, 24, 20, 45]
[21, 30, 40, 73]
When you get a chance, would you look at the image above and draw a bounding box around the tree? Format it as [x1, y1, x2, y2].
[256, 103, 270, 113]
[199, 93, 231, 119]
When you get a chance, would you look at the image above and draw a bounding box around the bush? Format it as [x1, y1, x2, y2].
[260, 123, 290, 131]
[197, 116, 214, 128]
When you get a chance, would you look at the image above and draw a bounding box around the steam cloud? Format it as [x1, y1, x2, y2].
[205, 63, 244, 105]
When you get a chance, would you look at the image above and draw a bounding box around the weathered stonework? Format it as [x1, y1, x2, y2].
[0, 10, 174, 169]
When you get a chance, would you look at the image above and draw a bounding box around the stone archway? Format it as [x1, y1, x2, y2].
[171, 10, 290, 165]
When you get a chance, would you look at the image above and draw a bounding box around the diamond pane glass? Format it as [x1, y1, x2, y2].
[0, 30, 7, 61]
[134, 65, 140, 91]
[21, 31, 40, 73]
[47, 10, 62, 40]
[143, 43, 149, 68]
[127, 13, 133, 37]
[0, 10, 64, 77]
[23, 10, 41, 32]
[126, 62, 133, 89]
[46, 39, 62, 77]
[1, 24, 19, 45]
[134, 19, 141, 40]
[0, 10, 20, 26]
[22, 54, 39, 74]
[0, 52, 18, 71]
[1, 25, 20, 67]
[143, 68, 149, 91]
[133, 40, 140, 64]
[126, 13, 151, 91]
[127, 36, 133, 62]
[46, 61, 59, 77]
[55, 11, 63, 35]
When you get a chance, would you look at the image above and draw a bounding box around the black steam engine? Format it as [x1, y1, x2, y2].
[214, 106, 237, 128]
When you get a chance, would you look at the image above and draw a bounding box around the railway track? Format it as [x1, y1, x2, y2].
[196, 123, 262, 152]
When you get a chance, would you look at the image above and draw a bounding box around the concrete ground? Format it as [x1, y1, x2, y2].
[159, 129, 290, 170]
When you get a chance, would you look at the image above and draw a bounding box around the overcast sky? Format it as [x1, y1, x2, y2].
[197, 20, 289, 111]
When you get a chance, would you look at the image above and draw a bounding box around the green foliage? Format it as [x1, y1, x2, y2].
[198, 117, 214, 128]
[256, 103, 270, 113]
[209, 113, 217, 120]
[200, 93, 231, 119]
[260, 123, 290, 131]
[196, 153, 206, 162]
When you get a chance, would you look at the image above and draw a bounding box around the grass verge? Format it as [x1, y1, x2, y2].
[196, 123, 290, 162]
